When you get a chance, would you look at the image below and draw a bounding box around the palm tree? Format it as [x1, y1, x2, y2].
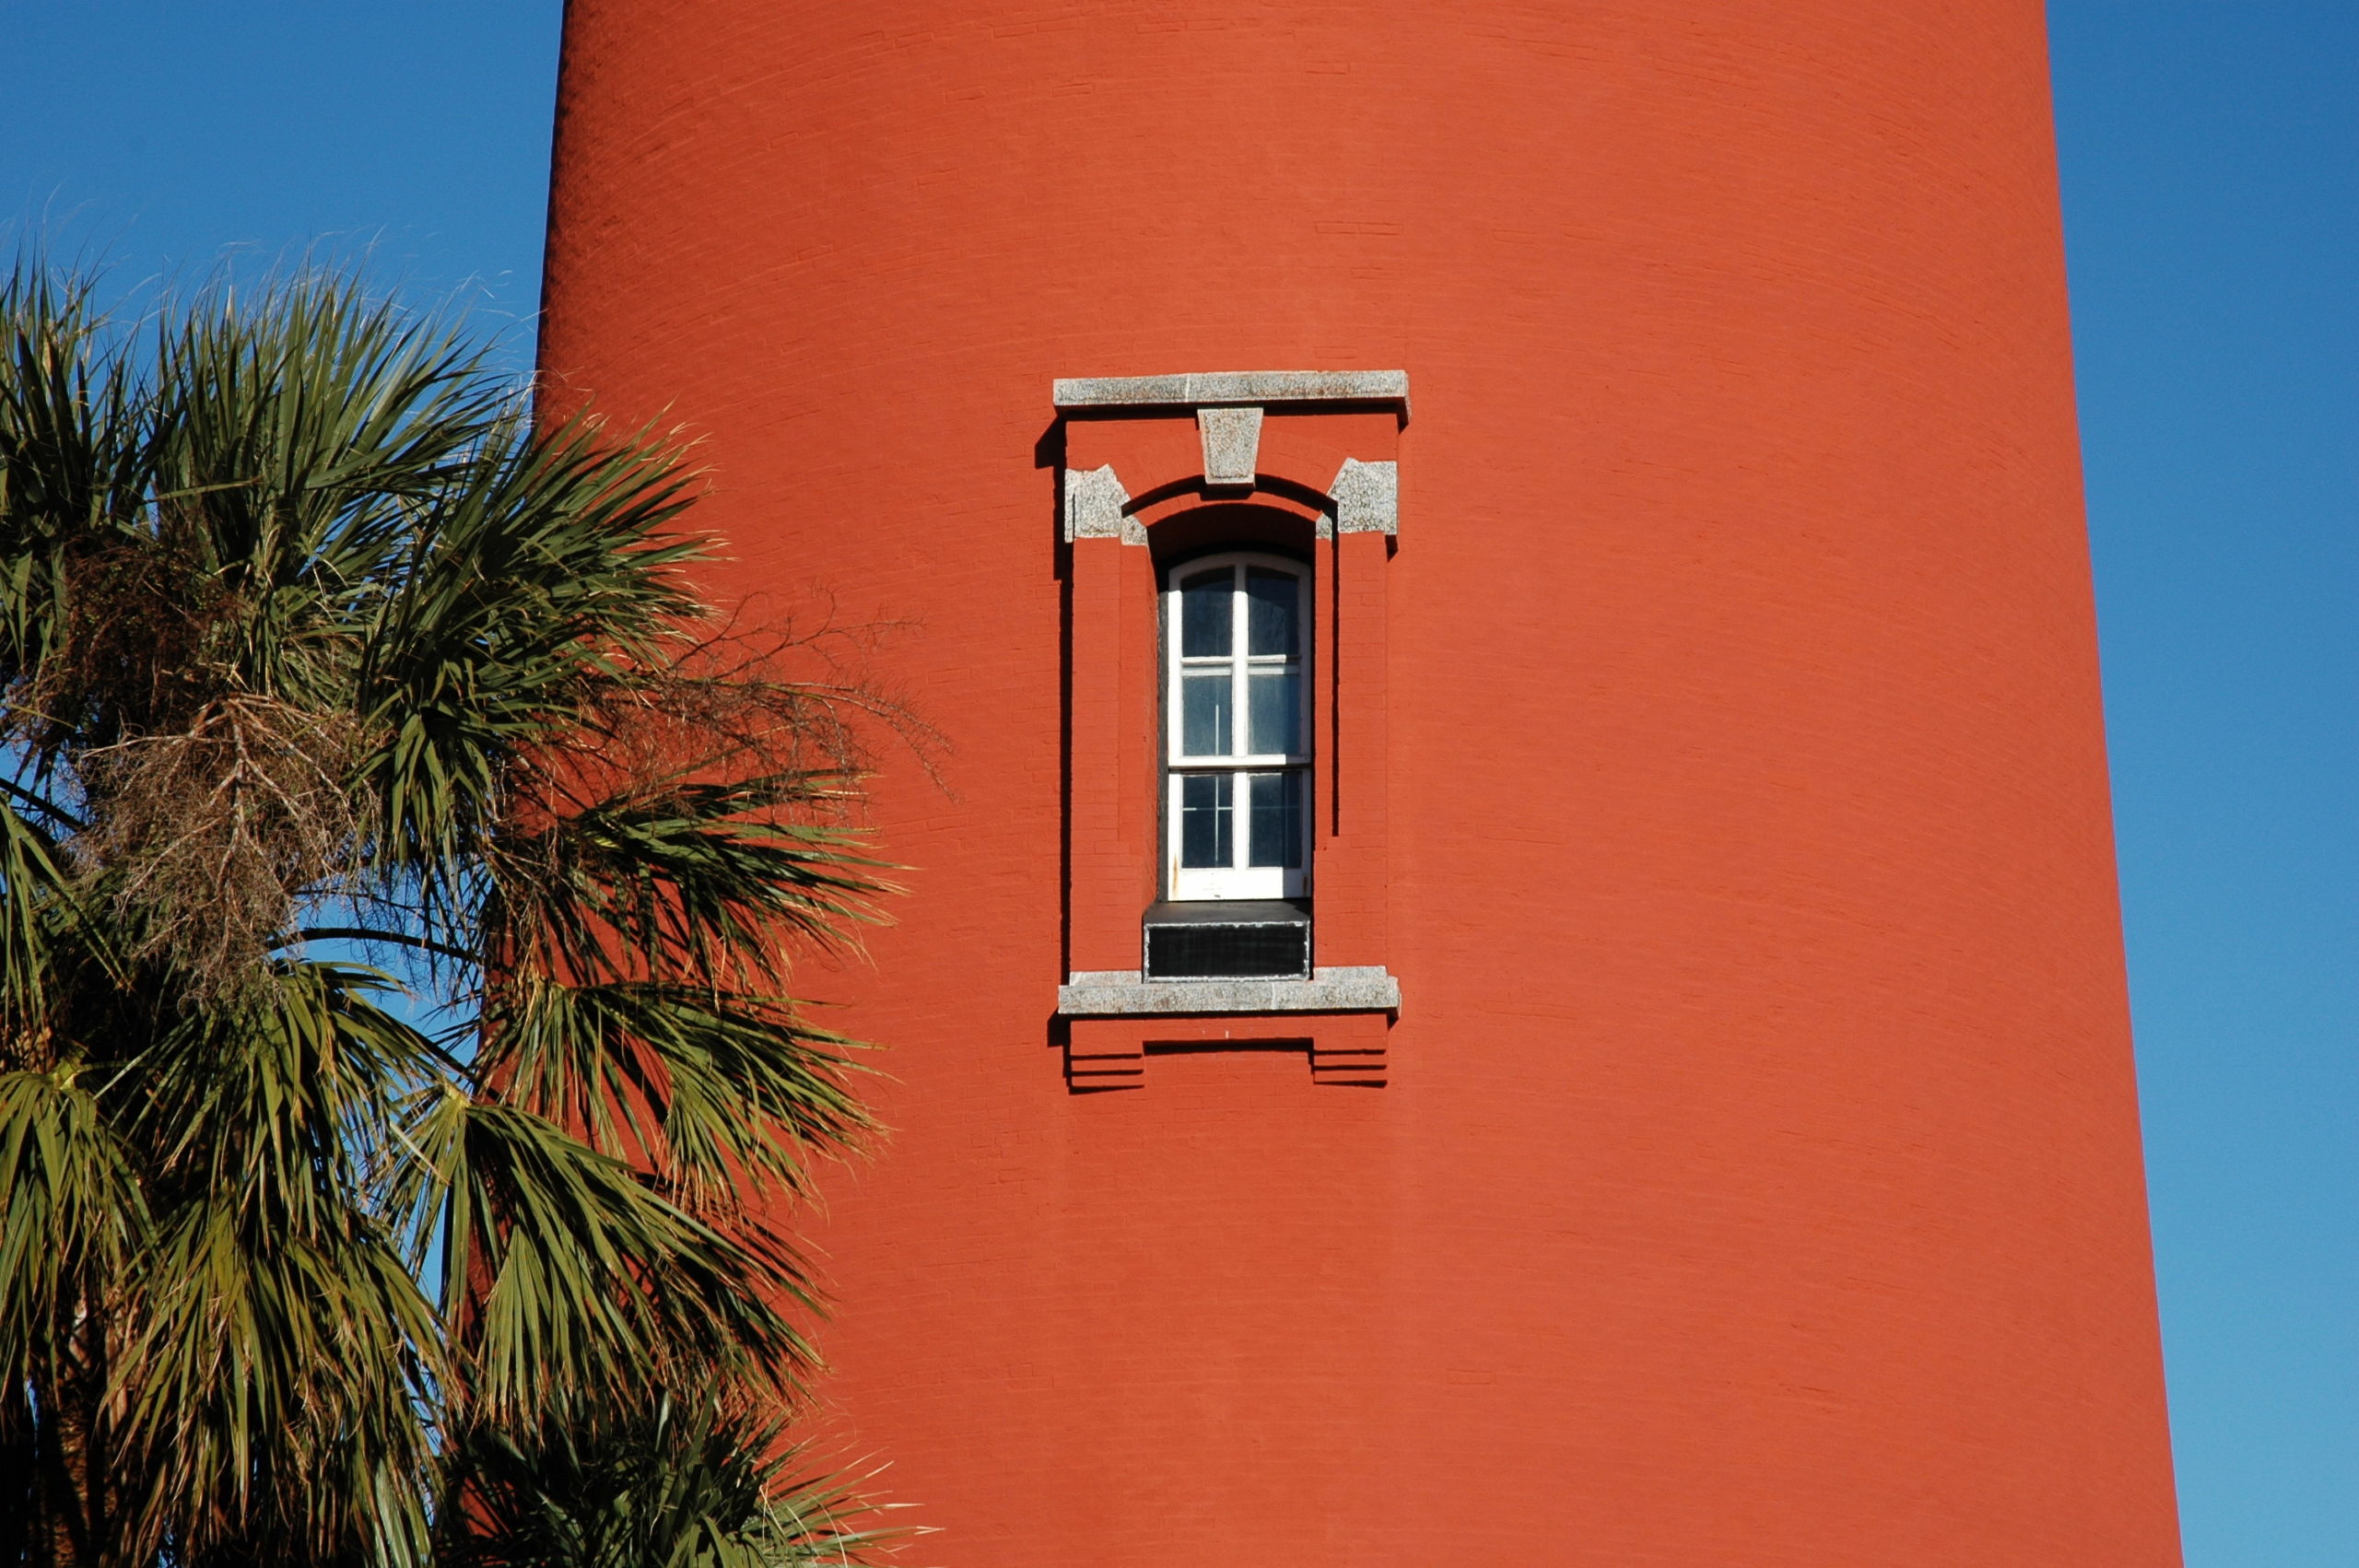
[0, 262, 900, 1567]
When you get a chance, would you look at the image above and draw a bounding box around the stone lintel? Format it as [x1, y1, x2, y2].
[1056, 965, 1402, 1017]
[1054, 369, 1409, 417]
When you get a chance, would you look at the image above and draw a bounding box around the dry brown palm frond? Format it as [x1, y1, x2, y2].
[564, 604, 943, 814]
[76, 693, 377, 989]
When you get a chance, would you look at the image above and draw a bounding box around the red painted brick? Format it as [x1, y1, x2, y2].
[538, 4, 2182, 1564]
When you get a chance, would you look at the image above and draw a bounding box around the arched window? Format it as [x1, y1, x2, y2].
[1165, 553, 1309, 900]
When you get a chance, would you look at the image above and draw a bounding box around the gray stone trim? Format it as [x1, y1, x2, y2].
[1064, 423, 1399, 544]
[1062, 463, 1144, 544]
[1054, 369, 1409, 415]
[1196, 405, 1263, 487]
[1057, 965, 1401, 1017]
[1327, 458, 1398, 535]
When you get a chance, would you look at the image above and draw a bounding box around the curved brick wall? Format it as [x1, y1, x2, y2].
[536, 4, 2182, 1563]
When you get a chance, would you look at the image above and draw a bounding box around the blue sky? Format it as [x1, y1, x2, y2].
[2051, 8, 2357, 1560]
[5, 4, 2351, 1562]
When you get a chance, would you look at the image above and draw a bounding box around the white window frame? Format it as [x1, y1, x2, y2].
[1163, 552, 1311, 901]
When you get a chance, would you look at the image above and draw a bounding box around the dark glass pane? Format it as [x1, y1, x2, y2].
[1180, 773, 1232, 868]
[1246, 771, 1302, 869]
[1245, 567, 1297, 657]
[1180, 671, 1232, 756]
[1247, 668, 1299, 755]
[1180, 569, 1233, 658]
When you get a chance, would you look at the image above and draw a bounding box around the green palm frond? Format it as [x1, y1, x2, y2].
[0, 256, 905, 1566]
[423, 1096, 821, 1420]
[488, 978, 873, 1209]
[0, 1065, 147, 1372]
[487, 772, 888, 991]
[447, 1395, 900, 1568]
[0, 793, 97, 1042]
[0, 266, 153, 692]
[119, 1193, 436, 1564]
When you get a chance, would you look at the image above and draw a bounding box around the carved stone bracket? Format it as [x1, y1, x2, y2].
[1062, 462, 1140, 544]
[1328, 457, 1398, 535]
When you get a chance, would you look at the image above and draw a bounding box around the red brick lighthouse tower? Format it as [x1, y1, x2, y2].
[536, 4, 2183, 1563]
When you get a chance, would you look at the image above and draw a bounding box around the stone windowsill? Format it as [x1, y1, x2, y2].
[1056, 966, 1401, 1018]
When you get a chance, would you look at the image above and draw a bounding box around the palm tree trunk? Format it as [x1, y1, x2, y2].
[36, 1286, 107, 1568]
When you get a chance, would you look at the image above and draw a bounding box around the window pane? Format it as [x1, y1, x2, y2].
[1245, 567, 1297, 657]
[1180, 569, 1233, 658]
[1247, 668, 1299, 755]
[1246, 772, 1302, 869]
[1180, 671, 1232, 756]
[1180, 773, 1232, 868]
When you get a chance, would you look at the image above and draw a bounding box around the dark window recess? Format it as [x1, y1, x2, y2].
[1142, 901, 1311, 980]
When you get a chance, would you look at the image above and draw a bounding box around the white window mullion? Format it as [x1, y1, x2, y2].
[1237, 570, 1254, 876]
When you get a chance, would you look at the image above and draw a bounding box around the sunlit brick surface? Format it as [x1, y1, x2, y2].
[537, 5, 2183, 1563]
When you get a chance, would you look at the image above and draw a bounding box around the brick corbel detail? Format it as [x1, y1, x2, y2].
[1062, 1012, 1390, 1093]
